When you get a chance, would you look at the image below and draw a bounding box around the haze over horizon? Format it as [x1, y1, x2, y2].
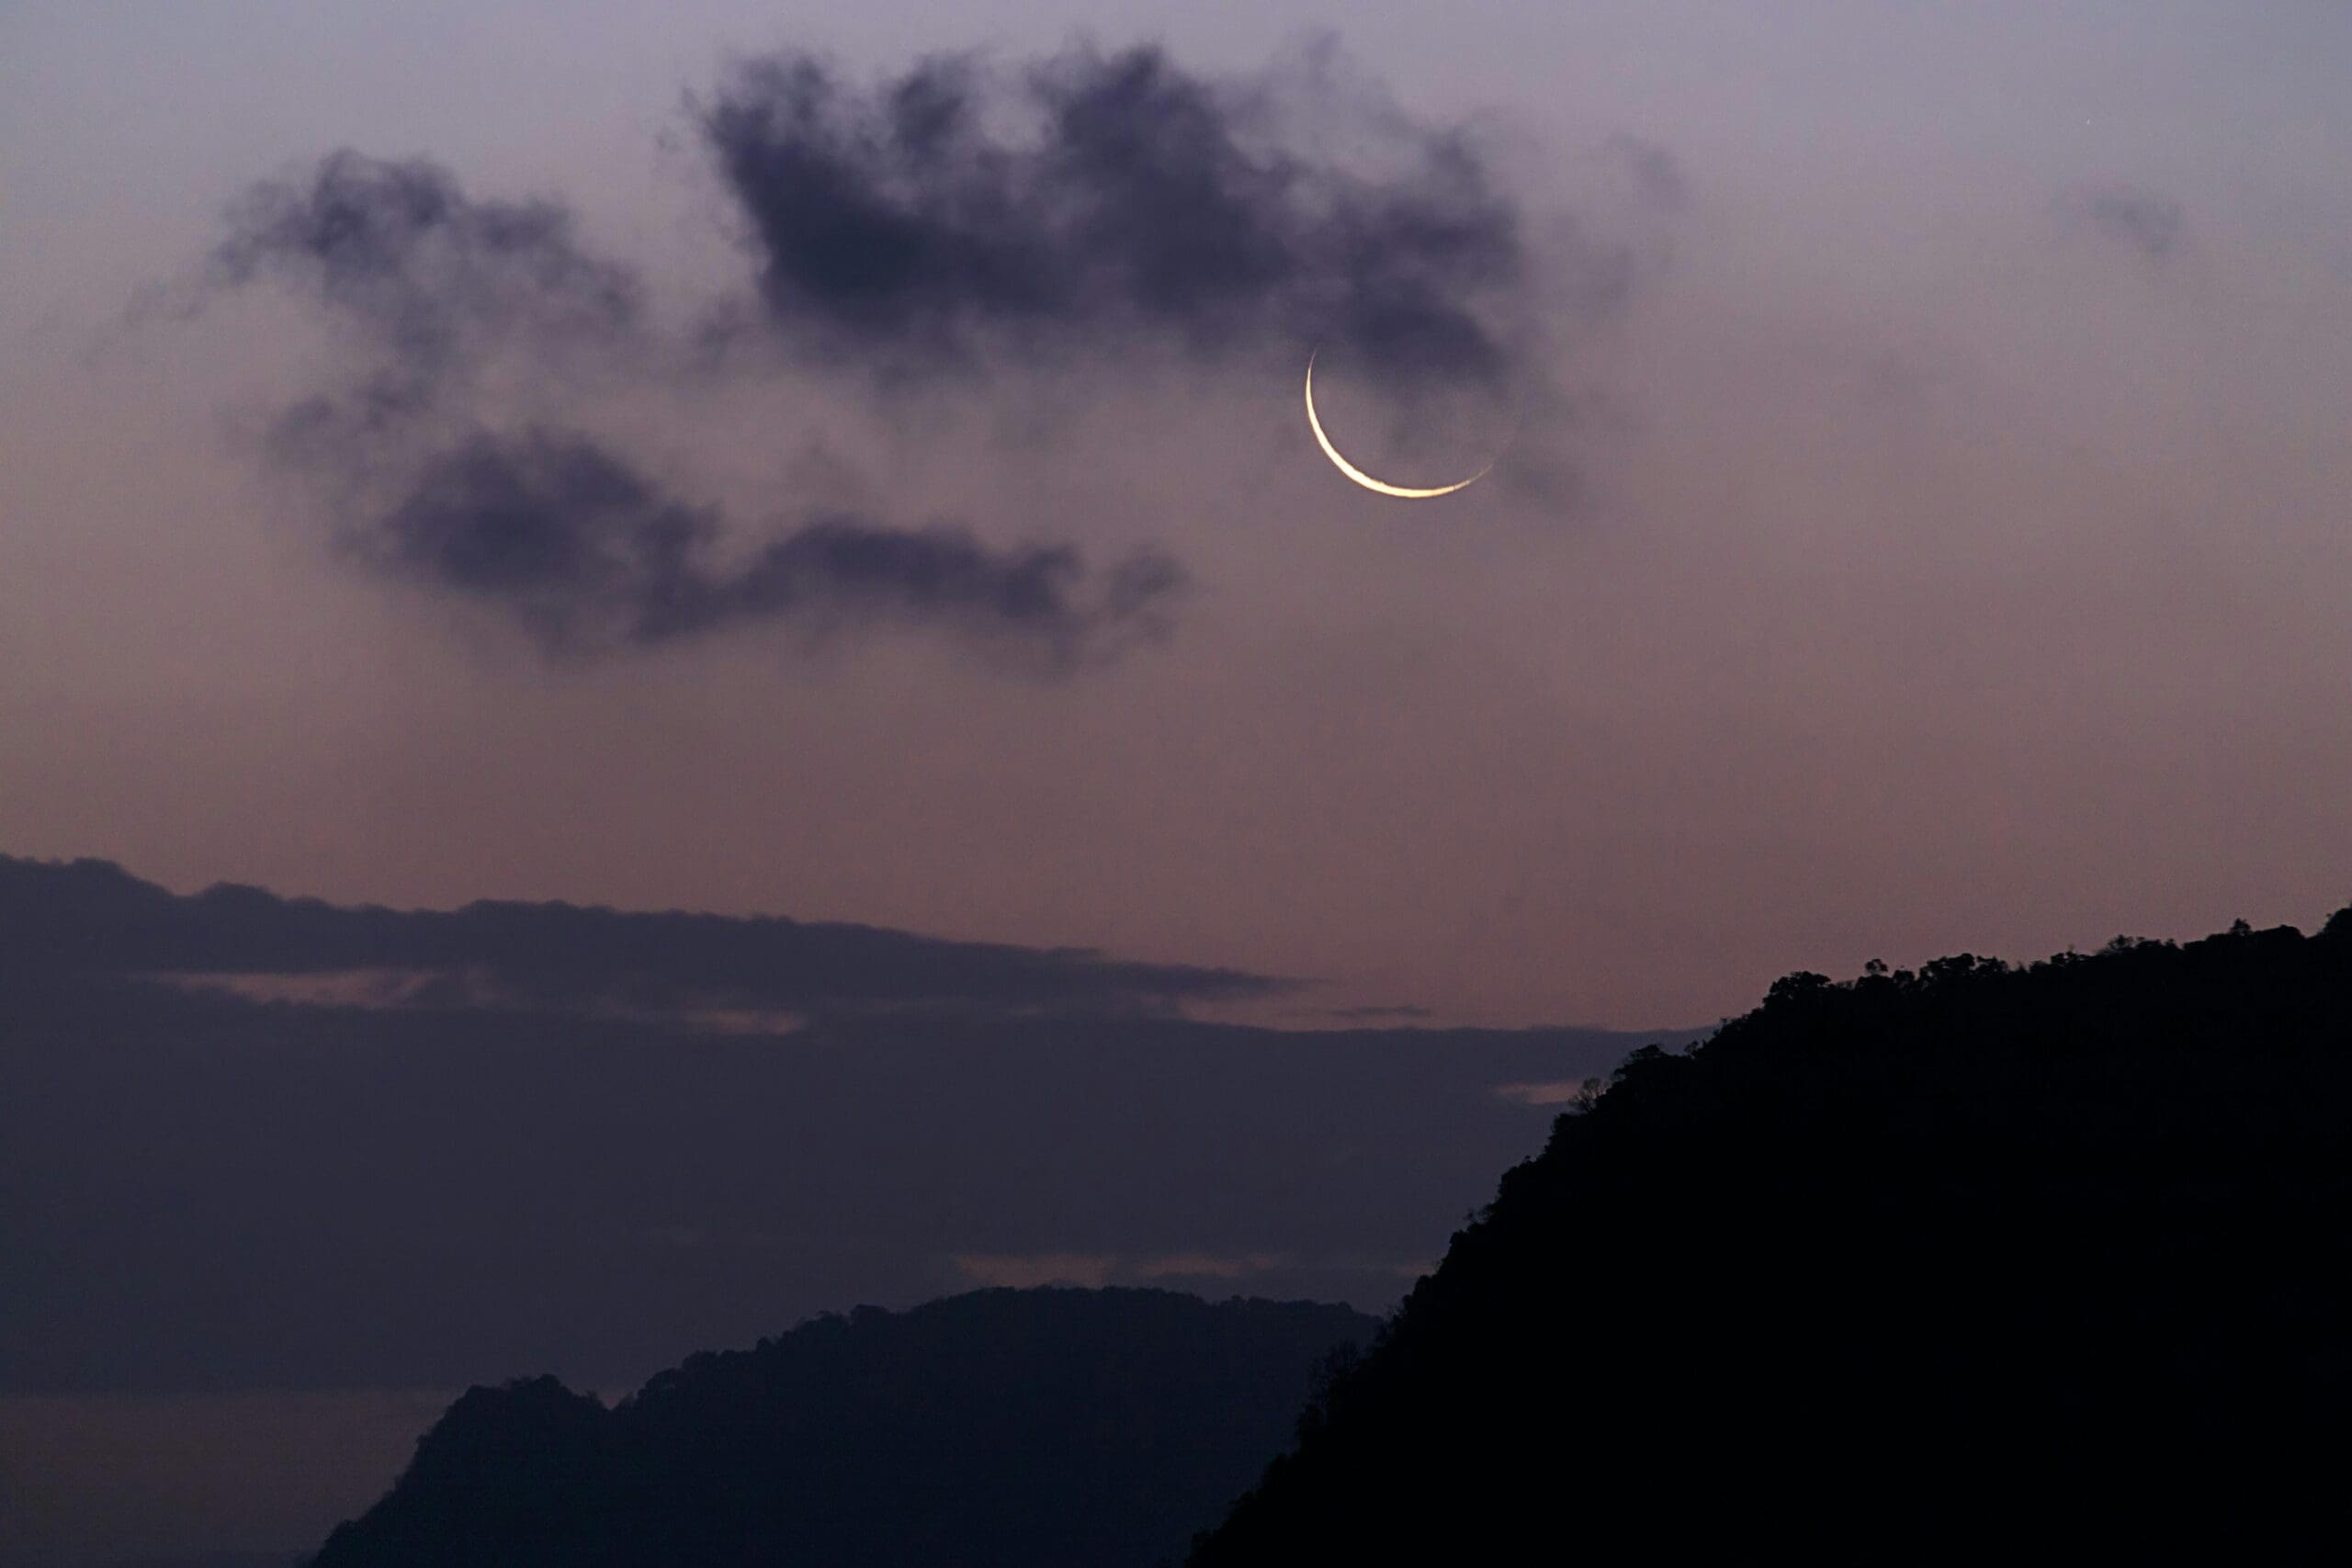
[0, 849, 1679, 1563]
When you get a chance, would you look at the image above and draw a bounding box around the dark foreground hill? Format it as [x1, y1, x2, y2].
[1194, 912, 2352, 1562]
[310, 1288, 1373, 1568]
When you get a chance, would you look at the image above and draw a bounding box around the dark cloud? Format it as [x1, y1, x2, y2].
[356, 429, 1183, 666]
[198, 47, 1615, 665]
[699, 45, 1526, 380]
[213, 151, 642, 400]
[0, 852, 1263, 1018]
[209, 155, 1187, 670]
[2064, 181, 2187, 261]
[1325, 1003, 1433, 1022]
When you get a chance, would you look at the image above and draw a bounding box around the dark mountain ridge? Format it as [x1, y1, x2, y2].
[1193, 908, 2352, 1562]
[310, 1288, 1374, 1567]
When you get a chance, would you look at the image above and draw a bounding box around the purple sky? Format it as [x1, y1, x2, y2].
[4, 1, 2348, 1035]
[5, 6, 2351, 1561]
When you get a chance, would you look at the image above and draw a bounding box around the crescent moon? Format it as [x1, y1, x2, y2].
[1304, 351, 1498, 500]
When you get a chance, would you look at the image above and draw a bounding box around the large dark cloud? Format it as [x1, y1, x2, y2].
[209, 152, 1186, 668]
[198, 46, 1598, 665]
[358, 429, 1183, 664]
[699, 45, 1527, 380]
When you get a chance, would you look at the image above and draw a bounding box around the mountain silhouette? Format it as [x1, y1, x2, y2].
[1193, 909, 2352, 1562]
[309, 1288, 1374, 1567]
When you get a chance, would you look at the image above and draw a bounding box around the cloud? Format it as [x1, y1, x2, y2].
[2062, 181, 2187, 261]
[209, 155, 1187, 670]
[195, 45, 1641, 666]
[1130, 1251, 1289, 1281]
[1490, 1078, 1598, 1107]
[350, 428, 1183, 665]
[0, 852, 1277, 1017]
[213, 151, 642, 410]
[951, 1253, 1117, 1290]
[1324, 1003, 1433, 1022]
[950, 1251, 1293, 1290]
[698, 44, 1528, 381]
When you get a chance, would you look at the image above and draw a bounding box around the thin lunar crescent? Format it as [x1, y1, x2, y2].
[1304, 351, 1498, 500]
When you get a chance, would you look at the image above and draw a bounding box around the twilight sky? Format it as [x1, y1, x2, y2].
[5, 0, 2350, 1031]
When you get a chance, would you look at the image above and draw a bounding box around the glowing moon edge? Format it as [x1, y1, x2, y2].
[1303, 350, 1500, 500]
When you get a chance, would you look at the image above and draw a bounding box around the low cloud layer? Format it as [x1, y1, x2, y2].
[950, 1250, 1301, 1291]
[0, 853, 1271, 1016]
[0, 855, 1685, 1396]
[700, 44, 1527, 381]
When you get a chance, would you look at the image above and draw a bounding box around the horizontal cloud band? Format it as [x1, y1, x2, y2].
[360, 430, 1184, 666]
[0, 853, 1278, 1014]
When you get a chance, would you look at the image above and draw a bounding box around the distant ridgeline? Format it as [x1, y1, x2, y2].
[1194, 909, 2352, 1562]
[310, 1289, 1373, 1568]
